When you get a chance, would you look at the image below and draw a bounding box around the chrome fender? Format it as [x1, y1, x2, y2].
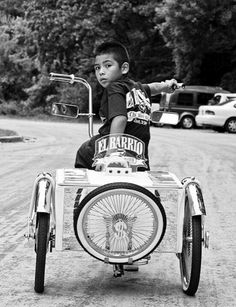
[29, 172, 55, 216]
[182, 177, 206, 216]
[36, 177, 54, 213]
[176, 177, 209, 252]
[25, 173, 55, 241]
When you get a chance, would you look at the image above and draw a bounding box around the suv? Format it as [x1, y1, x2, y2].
[160, 86, 229, 129]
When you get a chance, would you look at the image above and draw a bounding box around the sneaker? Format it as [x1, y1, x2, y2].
[123, 264, 139, 271]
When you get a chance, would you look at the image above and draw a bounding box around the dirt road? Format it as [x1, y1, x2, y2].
[0, 118, 235, 306]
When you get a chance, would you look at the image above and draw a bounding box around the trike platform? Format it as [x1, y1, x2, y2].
[55, 169, 184, 255]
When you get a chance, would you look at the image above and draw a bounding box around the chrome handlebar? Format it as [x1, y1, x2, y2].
[49, 73, 185, 138]
[49, 73, 94, 138]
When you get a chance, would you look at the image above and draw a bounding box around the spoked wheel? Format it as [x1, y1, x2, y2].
[74, 182, 166, 264]
[34, 213, 50, 293]
[180, 198, 202, 296]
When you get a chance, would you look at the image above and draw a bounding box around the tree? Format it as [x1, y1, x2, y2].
[0, 0, 24, 22]
[4, 0, 236, 114]
[21, 0, 173, 112]
[156, 0, 236, 89]
[0, 17, 35, 101]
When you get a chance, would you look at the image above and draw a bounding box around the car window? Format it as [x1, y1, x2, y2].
[219, 99, 236, 106]
[214, 95, 221, 103]
[176, 93, 193, 106]
[226, 96, 236, 101]
[197, 93, 214, 105]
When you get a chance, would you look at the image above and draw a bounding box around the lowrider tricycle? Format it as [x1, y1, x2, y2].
[25, 73, 209, 296]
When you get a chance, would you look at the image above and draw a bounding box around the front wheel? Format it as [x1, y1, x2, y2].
[34, 213, 50, 293]
[180, 201, 202, 296]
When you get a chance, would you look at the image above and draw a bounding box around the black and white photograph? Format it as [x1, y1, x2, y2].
[0, 1, 236, 306]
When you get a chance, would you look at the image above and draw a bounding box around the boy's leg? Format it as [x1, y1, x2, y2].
[74, 135, 101, 169]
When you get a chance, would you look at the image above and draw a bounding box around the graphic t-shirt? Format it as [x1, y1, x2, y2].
[98, 76, 151, 152]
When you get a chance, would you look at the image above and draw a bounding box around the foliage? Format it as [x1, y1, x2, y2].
[0, 100, 22, 115]
[0, 17, 38, 102]
[155, 0, 236, 88]
[21, 0, 173, 113]
[0, 0, 236, 116]
[0, 0, 24, 21]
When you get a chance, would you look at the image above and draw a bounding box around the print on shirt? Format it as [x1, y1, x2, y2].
[93, 134, 148, 169]
[126, 88, 151, 125]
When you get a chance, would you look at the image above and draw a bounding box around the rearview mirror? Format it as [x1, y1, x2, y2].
[151, 111, 179, 125]
[51, 103, 79, 118]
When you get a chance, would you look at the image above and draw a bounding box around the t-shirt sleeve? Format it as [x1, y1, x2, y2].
[106, 83, 127, 121]
[142, 84, 151, 98]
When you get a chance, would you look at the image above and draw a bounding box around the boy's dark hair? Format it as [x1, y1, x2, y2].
[95, 41, 130, 67]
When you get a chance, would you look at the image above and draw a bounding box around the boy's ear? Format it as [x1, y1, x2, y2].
[121, 62, 129, 74]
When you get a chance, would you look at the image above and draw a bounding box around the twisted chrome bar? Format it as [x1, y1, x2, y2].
[49, 73, 94, 138]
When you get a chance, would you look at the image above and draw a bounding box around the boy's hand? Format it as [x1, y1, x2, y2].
[94, 154, 129, 171]
[95, 162, 105, 171]
[164, 79, 179, 93]
[147, 79, 183, 96]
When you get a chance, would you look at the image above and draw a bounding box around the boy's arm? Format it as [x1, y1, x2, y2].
[146, 79, 179, 96]
[109, 115, 127, 134]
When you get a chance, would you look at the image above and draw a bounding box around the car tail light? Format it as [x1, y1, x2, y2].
[205, 110, 215, 115]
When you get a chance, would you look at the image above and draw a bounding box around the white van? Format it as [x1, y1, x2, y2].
[208, 93, 236, 105]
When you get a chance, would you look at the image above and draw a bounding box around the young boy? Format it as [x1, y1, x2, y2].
[74, 41, 178, 171]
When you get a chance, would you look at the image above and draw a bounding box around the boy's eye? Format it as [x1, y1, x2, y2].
[94, 66, 100, 71]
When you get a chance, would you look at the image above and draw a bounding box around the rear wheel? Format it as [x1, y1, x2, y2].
[225, 118, 236, 133]
[34, 213, 50, 293]
[180, 199, 202, 296]
[180, 116, 195, 129]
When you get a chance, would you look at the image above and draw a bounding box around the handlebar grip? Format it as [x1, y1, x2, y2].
[172, 83, 185, 90]
[49, 73, 74, 80]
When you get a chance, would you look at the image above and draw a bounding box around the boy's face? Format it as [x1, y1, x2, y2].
[94, 53, 127, 88]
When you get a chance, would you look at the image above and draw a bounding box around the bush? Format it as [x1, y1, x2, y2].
[0, 100, 22, 115]
[24, 75, 56, 110]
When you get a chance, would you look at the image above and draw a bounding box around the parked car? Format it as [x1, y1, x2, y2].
[159, 86, 229, 129]
[196, 99, 236, 133]
[150, 94, 163, 126]
[208, 93, 236, 105]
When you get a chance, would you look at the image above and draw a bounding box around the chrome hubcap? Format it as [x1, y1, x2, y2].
[228, 120, 236, 132]
[183, 118, 193, 128]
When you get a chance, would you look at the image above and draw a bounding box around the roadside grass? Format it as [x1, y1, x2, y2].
[0, 129, 18, 137]
[0, 114, 100, 138]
